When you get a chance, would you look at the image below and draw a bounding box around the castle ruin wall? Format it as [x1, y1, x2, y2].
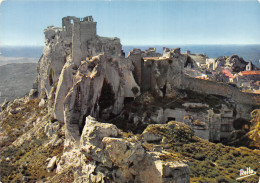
[181, 75, 260, 105]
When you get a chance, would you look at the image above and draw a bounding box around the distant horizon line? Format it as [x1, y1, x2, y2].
[1, 43, 260, 47]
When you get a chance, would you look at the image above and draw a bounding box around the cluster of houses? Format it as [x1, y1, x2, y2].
[184, 51, 260, 94]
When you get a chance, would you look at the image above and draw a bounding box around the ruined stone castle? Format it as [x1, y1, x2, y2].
[10, 16, 256, 182]
[33, 16, 259, 144]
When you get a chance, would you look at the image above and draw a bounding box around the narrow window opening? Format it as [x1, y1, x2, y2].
[124, 97, 134, 106]
[168, 117, 176, 122]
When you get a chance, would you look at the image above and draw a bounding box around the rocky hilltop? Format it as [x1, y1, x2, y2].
[1, 16, 260, 183]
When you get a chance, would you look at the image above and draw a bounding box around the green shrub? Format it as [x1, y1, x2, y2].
[131, 86, 139, 96]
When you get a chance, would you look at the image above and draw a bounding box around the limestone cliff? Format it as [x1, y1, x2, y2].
[35, 17, 140, 126]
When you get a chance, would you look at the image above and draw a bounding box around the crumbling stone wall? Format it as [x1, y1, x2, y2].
[137, 48, 259, 107]
[80, 21, 96, 42]
[127, 49, 143, 86]
[182, 76, 260, 105]
[140, 52, 186, 96]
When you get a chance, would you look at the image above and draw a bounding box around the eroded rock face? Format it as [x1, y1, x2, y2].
[35, 17, 141, 137]
[80, 116, 119, 166]
[37, 26, 70, 99]
[56, 116, 190, 183]
[62, 54, 140, 137]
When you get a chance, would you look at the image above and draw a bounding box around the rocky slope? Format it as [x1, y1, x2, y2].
[0, 98, 259, 182]
[0, 63, 37, 103]
[0, 98, 190, 182]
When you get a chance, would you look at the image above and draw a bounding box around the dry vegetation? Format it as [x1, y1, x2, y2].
[1, 92, 259, 183]
[1, 130, 64, 182]
[228, 109, 260, 149]
[109, 91, 260, 182]
[142, 121, 260, 183]
[0, 98, 65, 182]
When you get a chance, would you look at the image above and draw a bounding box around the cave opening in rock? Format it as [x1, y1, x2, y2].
[233, 118, 250, 131]
[132, 66, 139, 86]
[124, 97, 134, 106]
[79, 113, 88, 135]
[71, 85, 82, 125]
[160, 83, 167, 97]
[49, 68, 54, 86]
[98, 79, 115, 117]
[184, 56, 194, 68]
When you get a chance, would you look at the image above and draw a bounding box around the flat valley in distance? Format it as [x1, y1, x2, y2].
[0, 63, 37, 103]
[0, 56, 39, 66]
[0, 47, 40, 102]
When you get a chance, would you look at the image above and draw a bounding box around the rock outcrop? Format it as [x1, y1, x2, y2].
[1, 97, 259, 183]
[55, 116, 190, 183]
[47, 156, 57, 172]
[35, 16, 140, 135]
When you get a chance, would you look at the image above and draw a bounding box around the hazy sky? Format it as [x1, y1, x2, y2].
[0, 0, 260, 46]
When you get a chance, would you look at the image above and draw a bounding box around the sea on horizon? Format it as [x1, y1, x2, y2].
[1, 44, 259, 67]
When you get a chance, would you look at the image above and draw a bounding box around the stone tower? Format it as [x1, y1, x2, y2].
[62, 16, 97, 66]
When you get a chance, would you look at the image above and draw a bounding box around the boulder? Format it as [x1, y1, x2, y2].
[39, 98, 46, 107]
[1, 99, 9, 111]
[28, 89, 38, 100]
[142, 129, 163, 142]
[102, 137, 145, 168]
[9, 107, 24, 115]
[80, 116, 119, 167]
[80, 116, 119, 147]
[136, 152, 190, 183]
[47, 156, 57, 172]
[44, 122, 61, 138]
[77, 117, 190, 182]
